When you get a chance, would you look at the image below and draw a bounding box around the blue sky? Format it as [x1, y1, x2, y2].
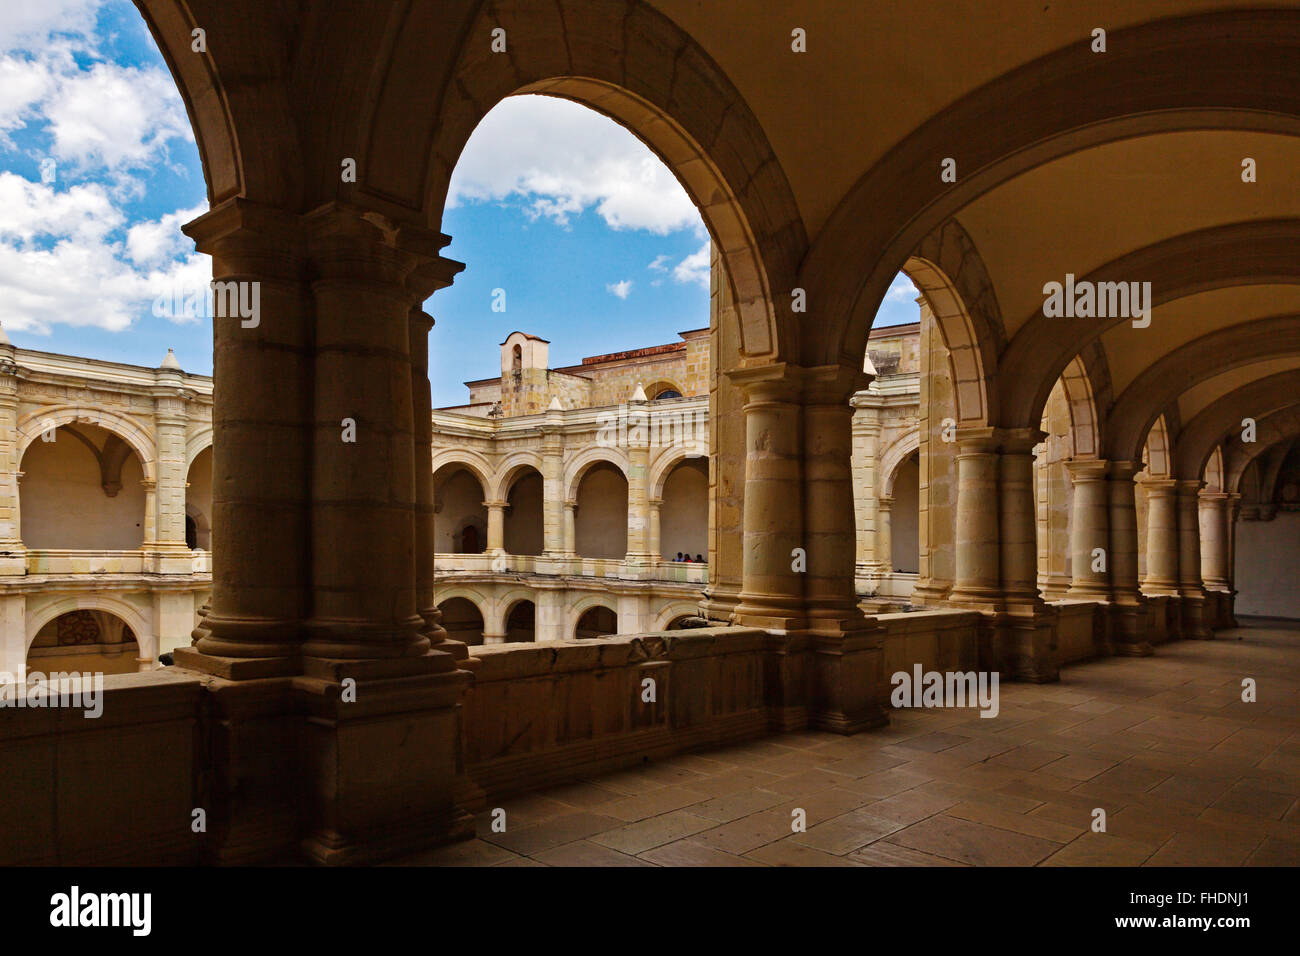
[0, 1, 919, 409]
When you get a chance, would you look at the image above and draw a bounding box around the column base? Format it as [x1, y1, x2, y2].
[989, 604, 1059, 683]
[1108, 599, 1153, 656]
[1179, 593, 1213, 639]
[809, 623, 889, 734]
[762, 631, 810, 733]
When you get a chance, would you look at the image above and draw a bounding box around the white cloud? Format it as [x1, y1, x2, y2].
[449, 95, 704, 236]
[44, 61, 192, 174]
[648, 254, 670, 272]
[672, 242, 710, 289]
[0, 0, 101, 51]
[885, 273, 920, 303]
[606, 279, 633, 300]
[0, 173, 203, 334]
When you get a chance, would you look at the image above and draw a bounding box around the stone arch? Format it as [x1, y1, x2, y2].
[645, 381, 684, 401]
[1203, 446, 1225, 493]
[570, 595, 619, 639]
[185, 427, 213, 468]
[435, 592, 487, 646]
[648, 448, 706, 500]
[500, 596, 537, 643]
[652, 603, 703, 631]
[879, 431, 921, 498]
[1226, 406, 1300, 493]
[17, 406, 157, 482]
[801, 10, 1300, 368]
[489, 452, 546, 502]
[490, 589, 538, 636]
[26, 595, 154, 664]
[1173, 370, 1300, 481]
[432, 451, 493, 497]
[1057, 356, 1100, 459]
[410, 0, 804, 363]
[900, 220, 1006, 425]
[563, 448, 629, 502]
[1144, 415, 1173, 479]
[1007, 224, 1300, 433]
[1104, 313, 1300, 464]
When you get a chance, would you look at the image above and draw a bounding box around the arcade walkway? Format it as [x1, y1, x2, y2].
[401, 623, 1300, 867]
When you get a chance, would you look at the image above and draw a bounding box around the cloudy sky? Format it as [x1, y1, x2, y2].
[0, 0, 918, 409]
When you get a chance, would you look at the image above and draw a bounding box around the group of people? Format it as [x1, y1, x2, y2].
[671, 552, 705, 563]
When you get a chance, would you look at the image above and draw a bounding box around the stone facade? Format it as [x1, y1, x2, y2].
[0, 333, 212, 677]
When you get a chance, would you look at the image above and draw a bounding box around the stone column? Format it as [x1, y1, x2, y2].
[726, 364, 805, 630]
[300, 210, 430, 660]
[180, 200, 312, 664]
[876, 496, 894, 573]
[1141, 479, 1181, 595]
[0, 342, 26, 575]
[1065, 458, 1111, 598]
[139, 478, 158, 555]
[563, 500, 578, 556]
[998, 429, 1058, 682]
[485, 501, 506, 554]
[803, 364, 885, 733]
[1224, 492, 1241, 626]
[648, 497, 663, 562]
[1177, 479, 1210, 638]
[1199, 491, 1231, 590]
[1107, 461, 1151, 654]
[150, 361, 193, 574]
[948, 427, 1001, 608]
[0, 593, 25, 676]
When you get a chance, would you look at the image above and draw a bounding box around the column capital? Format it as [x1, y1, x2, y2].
[1139, 477, 1179, 496]
[1107, 459, 1143, 481]
[723, 362, 801, 403]
[1064, 457, 1109, 482]
[800, 363, 873, 406]
[998, 426, 1048, 455]
[877, 495, 894, 509]
[1198, 490, 1230, 503]
[1174, 479, 1205, 496]
[648, 497, 663, 508]
[483, 500, 508, 510]
[953, 425, 999, 455]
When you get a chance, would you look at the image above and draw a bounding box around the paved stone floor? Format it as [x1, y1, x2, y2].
[400, 621, 1300, 866]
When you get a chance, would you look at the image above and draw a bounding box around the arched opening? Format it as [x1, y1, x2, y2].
[503, 468, 544, 556]
[26, 610, 140, 677]
[434, 464, 488, 555]
[1235, 442, 1300, 619]
[19, 423, 146, 550]
[646, 381, 684, 401]
[504, 600, 536, 643]
[575, 462, 628, 560]
[437, 597, 485, 647]
[186, 446, 213, 550]
[890, 452, 920, 574]
[659, 458, 708, 562]
[574, 605, 617, 640]
[666, 615, 697, 629]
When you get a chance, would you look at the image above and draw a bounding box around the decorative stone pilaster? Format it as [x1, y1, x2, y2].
[876, 496, 894, 573]
[1176, 479, 1211, 639]
[148, 358, 194, 574]
[540, 412, 565, 557]
[1065, 458, 1111, 599]
[1141, 478, 1181, 596]
[850, 399, 883, 575]
[625, 400, 654, 564]
[1107, 461, 1151, 655]
[0, 340, 26, 575]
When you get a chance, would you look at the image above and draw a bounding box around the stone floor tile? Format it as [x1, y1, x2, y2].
[884, 814, 1062, 866]
[745, 838, 867, 867]
[481, 811, 624, 856]
[638, 838, 769, 867]
[589, 810, 719, 855]
[533, 840, 657, 867]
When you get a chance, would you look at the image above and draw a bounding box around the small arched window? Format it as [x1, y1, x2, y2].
[512, 344, 523, 371]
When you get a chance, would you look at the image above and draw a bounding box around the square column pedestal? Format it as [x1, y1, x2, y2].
[173, 647, 475, 866]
